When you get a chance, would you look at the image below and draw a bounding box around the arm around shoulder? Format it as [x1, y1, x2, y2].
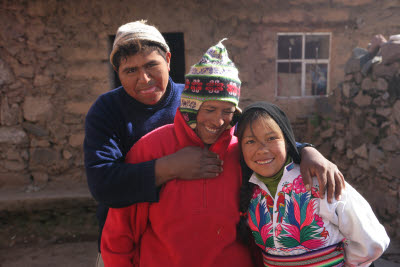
[84, 101, 158, 207]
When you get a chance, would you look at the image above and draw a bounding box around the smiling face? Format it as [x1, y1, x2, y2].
[241, 116, 287, 177]
[117, 50, 171, 105]
[195, 101, 235, 145]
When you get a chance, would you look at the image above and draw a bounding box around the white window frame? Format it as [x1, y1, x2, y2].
[275, 32, 331, 99]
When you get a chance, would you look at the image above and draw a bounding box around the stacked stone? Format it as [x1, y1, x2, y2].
[309, 35, 400, 241]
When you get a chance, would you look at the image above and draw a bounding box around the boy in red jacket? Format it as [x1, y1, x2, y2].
[102, 40, 255, 267]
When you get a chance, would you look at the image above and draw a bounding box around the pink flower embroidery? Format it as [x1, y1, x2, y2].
[293, 176, 306, 194]
[311, 187, 320, 198]
[314, 214, 324, 227]
[282, 183, 293, 194]
[252, 187, 261, 199]
[275, 224, 282, 236]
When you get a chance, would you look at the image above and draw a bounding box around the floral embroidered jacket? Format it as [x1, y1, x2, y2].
[101, 110, 254, 267]
[248, 160, 390, 266]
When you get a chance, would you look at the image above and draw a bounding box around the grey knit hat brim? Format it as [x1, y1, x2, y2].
[110, 20, 170, 67]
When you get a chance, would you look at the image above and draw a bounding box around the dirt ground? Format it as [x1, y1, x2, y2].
[0, 241, 98, 267]
[0, 185, 99, 267]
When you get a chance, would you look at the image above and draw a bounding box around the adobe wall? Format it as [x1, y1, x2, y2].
[0, 1, 399, 201]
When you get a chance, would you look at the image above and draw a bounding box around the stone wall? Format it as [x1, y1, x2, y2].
[306, 37, 400, 241]
[0, 1, 399, 195]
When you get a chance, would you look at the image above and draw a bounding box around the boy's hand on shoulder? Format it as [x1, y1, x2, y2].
[155, 146, 223, 185]
[300, 147, 345, 203]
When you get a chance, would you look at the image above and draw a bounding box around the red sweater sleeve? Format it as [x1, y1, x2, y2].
[101, 128, 166, 266]
[101, 203, 149, 267]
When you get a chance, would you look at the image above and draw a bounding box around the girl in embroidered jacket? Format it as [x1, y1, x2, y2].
[236, 101, 390, 267]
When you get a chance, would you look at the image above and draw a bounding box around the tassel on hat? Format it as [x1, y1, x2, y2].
[180, 39, 241, 129]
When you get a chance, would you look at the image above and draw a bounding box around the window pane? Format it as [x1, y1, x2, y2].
[305, 35, 330, 59]
[277, 35, 302, 59]
[277, 62, 302, 96]
[305, 64, 328, 96]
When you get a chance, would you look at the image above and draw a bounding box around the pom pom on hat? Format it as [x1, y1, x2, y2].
[180, 39, 241, 129]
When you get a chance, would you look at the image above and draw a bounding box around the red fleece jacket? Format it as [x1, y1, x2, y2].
[101, 110, 255, 267]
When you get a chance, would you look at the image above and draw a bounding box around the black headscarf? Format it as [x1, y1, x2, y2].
[237, 101, 301, 164]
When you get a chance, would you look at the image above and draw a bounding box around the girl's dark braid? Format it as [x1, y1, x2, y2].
[236, 108, 262, 245]
[237, 155, 256, 244]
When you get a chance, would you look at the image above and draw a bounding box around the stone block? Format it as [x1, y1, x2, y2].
[60, 47, 107, 62]
[6, 149, 21, 161]
[348, 165, 362, 179]
[30, 138, 50, 148]
[27, 0, 55, 17]
[321, 128, 334, 139]
[0, 59, 14, 86]
[29, 148, 60, 168]
[32, 172, 49, 186]
[356, 158, 369, 171]
[354, 72, 363, 84]
[33, 74, 52, 87]
[314, 9, 349, 22]
[335, 122, 345, 131]
[372, 62, 399, 78]
[22, 96, 52, 122]
[341, 82, 351, 98]
[65, 101, 92, 115]
[368, 145, 384, 168]
[381, 42, 400, 65]
[380, 135, 400, 151]
[0, 127, 28, 144]
[361, 77, 375, 91]
[63, 149, 72, 160]
[354, 144, 368, 159]
[353, 92, 371, 107]
[393, 100, 400, 125]
[90, 80, 110, 96]
[334, 138, 345, 153]
[66, 62, 108, 80]
[344, 57, 361, 74]
[4, 160, 26, 171]
[376, 78, 388, 91]
[0, 173, 30, 188]
[376, 107, 391, 117]
[385, 155, 400, 177]
[1, 96, 20, 126]
[14, 64, 35, 79]
[22, 122, 49, 137]
[262, 9, 303, 24]
[69, 133, 85, 148]
[333, 0, 373, 6]
[344, 74, 353, 81]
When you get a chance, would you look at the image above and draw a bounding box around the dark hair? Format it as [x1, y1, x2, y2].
[112, 40, 168, 71]
[236, 109, 266, 244]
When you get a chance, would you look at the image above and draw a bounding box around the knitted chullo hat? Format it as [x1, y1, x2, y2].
[180, 39, 241, 129]
[110, 20, 170, 68]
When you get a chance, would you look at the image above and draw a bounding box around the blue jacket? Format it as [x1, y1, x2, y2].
[83, 78, 184, 250]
